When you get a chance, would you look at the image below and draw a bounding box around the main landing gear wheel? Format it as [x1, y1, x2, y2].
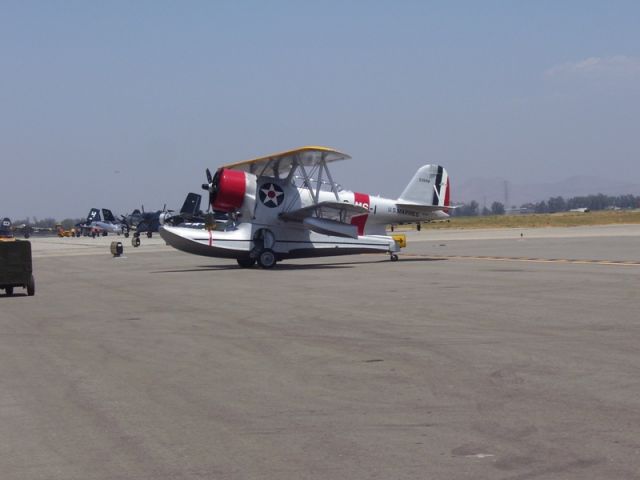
[257, 249, 276, 269]
[132, 236, 141, 247]
[390, 254, 399, 262]
[236, 257, 256, 268]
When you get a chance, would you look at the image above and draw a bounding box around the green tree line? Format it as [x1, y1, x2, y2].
[454, 194, 640, 216]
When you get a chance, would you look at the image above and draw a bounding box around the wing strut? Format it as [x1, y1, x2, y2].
[296, 157, 318, 204]
[321, 156, 341, 202]
[315, 157, 324, 203]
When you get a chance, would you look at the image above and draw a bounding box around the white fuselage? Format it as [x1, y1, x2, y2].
[160, 173, 448, 260]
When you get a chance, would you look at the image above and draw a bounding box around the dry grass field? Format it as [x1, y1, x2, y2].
[415, 209, 640, 230]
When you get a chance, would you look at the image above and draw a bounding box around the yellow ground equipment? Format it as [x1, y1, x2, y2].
[391, 233, 407, 248]
[56, 225, 76, 237]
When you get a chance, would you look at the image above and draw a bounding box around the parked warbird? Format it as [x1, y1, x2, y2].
[160, 146, 451, 268]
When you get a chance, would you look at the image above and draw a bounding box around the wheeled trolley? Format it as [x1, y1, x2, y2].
[0, 240, 35, 296]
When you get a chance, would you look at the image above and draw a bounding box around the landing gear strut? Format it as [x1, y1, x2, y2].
[253, 229, 277, 269]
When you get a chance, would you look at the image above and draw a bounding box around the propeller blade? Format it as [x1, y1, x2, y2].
[204, 168, 217, 212]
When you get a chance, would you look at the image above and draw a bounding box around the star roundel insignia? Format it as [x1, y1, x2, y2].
[259, 183, 285, 208]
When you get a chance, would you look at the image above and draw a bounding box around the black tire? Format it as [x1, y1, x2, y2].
[257, 249, 276, 269]
[27, 275, 35, 296]
[5, 286, 13, 296]
[24, 232, 30, 239]
[132, 237, 141, 248]
[390, 254, 399, 262]
[236, 257, 256, 268]
[146, 231, 152, 238]
[124, 232, 129, 238]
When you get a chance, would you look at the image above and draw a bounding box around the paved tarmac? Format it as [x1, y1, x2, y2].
[2, 225, 640, 479]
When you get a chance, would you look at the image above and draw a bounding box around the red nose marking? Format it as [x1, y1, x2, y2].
[212, 169, 247, 212]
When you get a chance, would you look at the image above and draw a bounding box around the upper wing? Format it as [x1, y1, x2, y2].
[221, 146, 351, 176]
[279, 201, 368, 222]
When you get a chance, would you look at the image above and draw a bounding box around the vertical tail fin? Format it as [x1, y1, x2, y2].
[102, 209, 116, 223]
[398, 165, 450, 207]
[180, 193, 202, 216]
[87, 208, 101, 222]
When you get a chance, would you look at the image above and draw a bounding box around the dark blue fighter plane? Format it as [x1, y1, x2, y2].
[123, 193, 208, 241]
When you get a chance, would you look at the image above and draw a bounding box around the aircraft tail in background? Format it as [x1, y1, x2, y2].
[180, 193, 202, 217]
[102, 209, 116, 223]
[86, 208, 101, 223]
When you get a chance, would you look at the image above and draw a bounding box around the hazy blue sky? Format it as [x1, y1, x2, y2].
[2, 1, 639, 218]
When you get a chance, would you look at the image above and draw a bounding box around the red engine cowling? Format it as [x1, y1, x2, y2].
[212, 169, 246, 212]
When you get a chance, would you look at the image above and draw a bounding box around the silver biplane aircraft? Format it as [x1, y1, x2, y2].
[160, 146, 451, 268]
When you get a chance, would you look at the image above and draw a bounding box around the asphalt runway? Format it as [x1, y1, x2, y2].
[2, 225, 640, 479]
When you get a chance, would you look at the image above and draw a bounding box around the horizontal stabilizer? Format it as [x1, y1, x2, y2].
[396, 203, 454, 213]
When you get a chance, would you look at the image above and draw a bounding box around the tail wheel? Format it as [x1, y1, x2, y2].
[257, 249, 276, 269]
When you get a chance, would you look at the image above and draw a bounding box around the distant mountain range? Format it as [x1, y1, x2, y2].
[455, 176, 640, 208]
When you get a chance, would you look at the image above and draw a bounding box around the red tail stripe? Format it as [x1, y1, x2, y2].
[351, 192, 370, 235]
